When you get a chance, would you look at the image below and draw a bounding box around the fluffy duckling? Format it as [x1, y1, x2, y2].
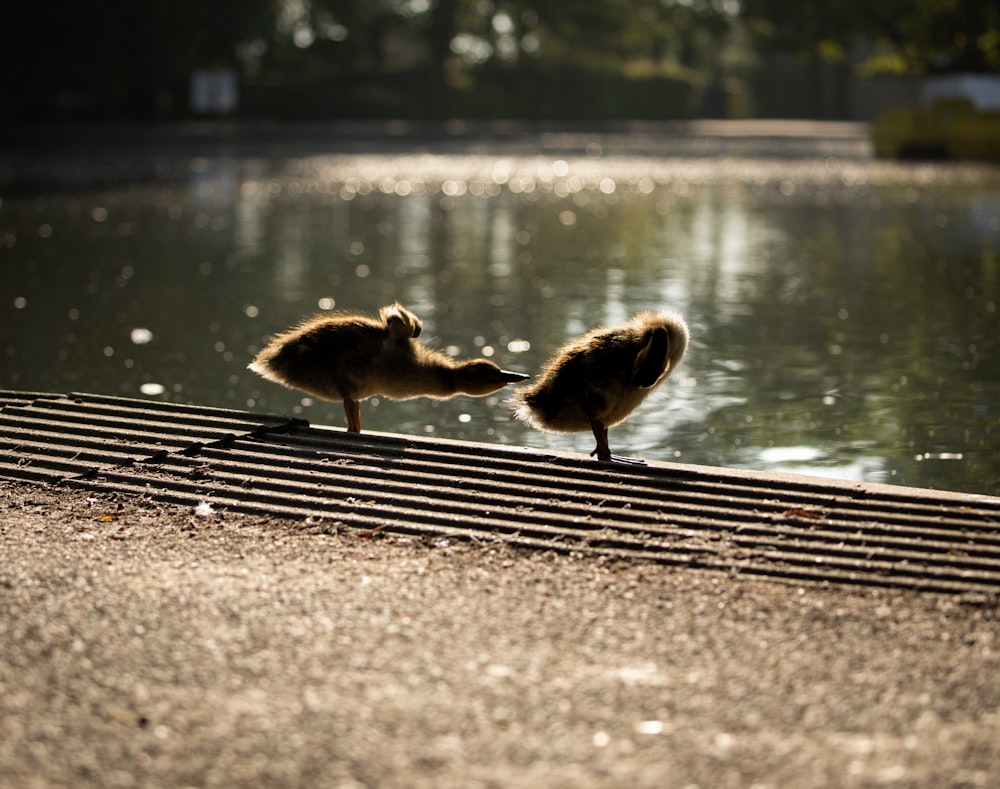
[249, 303, 529, 432]
[513, 310, 688, 462]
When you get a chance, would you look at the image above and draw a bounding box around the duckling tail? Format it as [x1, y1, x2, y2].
[247, 357, 285, 386]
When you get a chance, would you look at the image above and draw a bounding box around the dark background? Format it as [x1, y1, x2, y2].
[3, 0, 997, 123]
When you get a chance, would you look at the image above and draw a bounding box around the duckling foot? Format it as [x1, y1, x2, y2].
[589, 447, 647, 465]
[608, 454, 648, 465]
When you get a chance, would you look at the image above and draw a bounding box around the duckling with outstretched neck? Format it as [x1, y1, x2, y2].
[249, 303, 529, 433]
[513, 310, 689, 462]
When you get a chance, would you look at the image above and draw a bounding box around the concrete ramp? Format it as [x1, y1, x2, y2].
[2, 391, 998, 595]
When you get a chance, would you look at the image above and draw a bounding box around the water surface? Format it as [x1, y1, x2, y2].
[2, 142, 998, 495]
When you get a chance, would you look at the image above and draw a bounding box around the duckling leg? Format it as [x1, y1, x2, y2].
[589, 419, 612, 461]
[344, 398, 362, 433]
[589, 419, 646, 465]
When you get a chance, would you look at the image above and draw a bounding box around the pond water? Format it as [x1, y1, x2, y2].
[2, 137, 998, 495]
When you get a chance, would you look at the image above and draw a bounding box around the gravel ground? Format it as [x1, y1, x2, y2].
[1, 481, 998, 788]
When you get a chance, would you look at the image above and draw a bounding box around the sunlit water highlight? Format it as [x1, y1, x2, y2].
[2, 149, 998, 495]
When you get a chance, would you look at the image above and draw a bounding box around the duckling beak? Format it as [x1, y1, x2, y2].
[499, 370, 530, 384]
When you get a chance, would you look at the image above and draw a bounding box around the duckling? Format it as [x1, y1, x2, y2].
[249, 303, 529, 433]
[513, 310, 689, 462]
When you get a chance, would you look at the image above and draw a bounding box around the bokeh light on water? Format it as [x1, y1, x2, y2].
[2, 148, 998, 495]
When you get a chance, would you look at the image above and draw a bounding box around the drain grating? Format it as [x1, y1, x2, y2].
[2, 391, 998, 595]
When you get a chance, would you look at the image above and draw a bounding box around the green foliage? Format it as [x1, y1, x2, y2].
[741, 0, 1000, 75]
[1, 0, 724, 121]
[9, 0, 994, 121]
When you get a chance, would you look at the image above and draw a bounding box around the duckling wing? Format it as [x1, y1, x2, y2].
[514, 349, 603, 431]
[380, 303, 423, 340]
[556, 335, 661, 427]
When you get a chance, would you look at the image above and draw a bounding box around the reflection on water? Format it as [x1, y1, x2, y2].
[2, 150, 998, 495]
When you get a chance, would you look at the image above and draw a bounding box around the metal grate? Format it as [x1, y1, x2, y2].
[2, 391, 998, 595]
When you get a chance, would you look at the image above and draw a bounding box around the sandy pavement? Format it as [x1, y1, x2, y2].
[1, 480, 997, 788]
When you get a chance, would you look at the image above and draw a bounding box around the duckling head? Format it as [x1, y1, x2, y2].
[454, 359, 530, 396]
[630, 311, 689, 388]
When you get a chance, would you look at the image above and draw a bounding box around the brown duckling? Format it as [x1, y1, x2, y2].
[513, 310, 689, 462]
[249, 303, 529, 432]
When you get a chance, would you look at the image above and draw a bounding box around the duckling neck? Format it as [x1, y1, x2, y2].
[420, 363, 460, 397]
[376, 353, 459, 400]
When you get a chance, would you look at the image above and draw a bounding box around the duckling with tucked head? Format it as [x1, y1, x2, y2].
[513, 310, 689, 462]
[249, 303, 528, 433]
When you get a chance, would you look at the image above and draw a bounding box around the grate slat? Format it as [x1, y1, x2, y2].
[2, 390, 998, 595]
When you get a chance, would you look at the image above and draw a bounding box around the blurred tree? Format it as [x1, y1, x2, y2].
[252, 0, 736, 117]
[740, 0, 1000, 75]
[268, 0, 737, 78]
[446, 0, 735, 71]
[0, 0, 742, 121]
